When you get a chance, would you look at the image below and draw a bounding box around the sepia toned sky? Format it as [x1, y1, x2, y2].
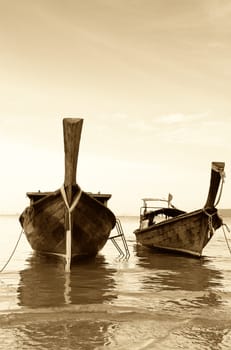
[0, 0, 231, 215]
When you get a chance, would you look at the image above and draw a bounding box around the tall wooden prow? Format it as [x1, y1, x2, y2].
[63, 118, 83, 205]
[204, 162, 225, 210]
[62, 118, 83, 272]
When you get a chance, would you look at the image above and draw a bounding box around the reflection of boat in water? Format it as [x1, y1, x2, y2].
[134, 162, 225, 257]
[135, 244, 223, 296]
[17, 253, 117, 308]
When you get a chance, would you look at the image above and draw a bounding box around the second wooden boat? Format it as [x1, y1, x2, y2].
[134, 162, 225, 257]
[19, 118, 116, 269]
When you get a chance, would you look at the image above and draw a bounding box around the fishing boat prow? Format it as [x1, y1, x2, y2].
[134, 162, 225, 257]
[19, 118, 116, 270]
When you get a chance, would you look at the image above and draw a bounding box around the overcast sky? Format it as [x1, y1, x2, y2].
[0, 0, 230, 215]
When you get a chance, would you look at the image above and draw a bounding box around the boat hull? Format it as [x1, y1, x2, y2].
[134, 209, 222, 257]
[19, 188, 116, 259]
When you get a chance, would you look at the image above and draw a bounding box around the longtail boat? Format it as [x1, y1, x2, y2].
[19, 118, 116, 270]
[134, 162, 225, 257]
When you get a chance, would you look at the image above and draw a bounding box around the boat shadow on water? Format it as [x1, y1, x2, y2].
[134, 244, 224, 307]
[17, 252, 118, 308]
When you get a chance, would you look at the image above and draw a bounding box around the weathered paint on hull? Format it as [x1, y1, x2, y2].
[134, 209, 222, 257]
[19, 189, 116, 258]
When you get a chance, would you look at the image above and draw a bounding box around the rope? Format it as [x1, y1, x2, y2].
[214, 170, 225, 207]
[60, 185, 82, 231]
[60, 185, 82, 272]
[203, 209, 217, 238]
[203, 167, 225, 238]
[222, 223, 231, 255]
[0, 229, 24, 273]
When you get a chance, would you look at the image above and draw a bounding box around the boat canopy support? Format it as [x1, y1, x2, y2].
[108, 218, 130, 259]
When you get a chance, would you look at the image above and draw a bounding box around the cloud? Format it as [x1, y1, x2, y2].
[206, 0, 231, 20]
[156, 113, 185, 124]
[128, 120, 153, 132]
[155, 112, 209, 125]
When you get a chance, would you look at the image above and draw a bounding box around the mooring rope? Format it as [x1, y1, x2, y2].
[222, 223, 231, 255]
[0, 229, 24, 273]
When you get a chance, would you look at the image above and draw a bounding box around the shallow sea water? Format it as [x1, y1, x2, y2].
[0, 214, 231, 349]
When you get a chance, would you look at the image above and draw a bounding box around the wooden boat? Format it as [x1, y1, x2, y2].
[19, 118, 116, 270]
[134, 162, 225, 257]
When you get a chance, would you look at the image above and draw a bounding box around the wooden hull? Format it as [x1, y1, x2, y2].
[19, 187, 116, 258]
[134, 209, 223, 257]
[134, 161, 225, 258]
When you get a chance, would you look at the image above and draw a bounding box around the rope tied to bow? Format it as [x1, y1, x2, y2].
[212, 164, 226, 207]
[61, 186, 82, 217]
[60, 185, 82, 272]
[202, 164, 226, 239]
[203, 209, 218, 238]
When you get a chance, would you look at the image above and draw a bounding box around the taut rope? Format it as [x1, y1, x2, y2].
[222, 223, 231, 255]
[0, 229, 24, 273]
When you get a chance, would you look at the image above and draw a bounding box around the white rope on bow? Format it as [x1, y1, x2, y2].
[60, 185, 82, 272]
[214, 173, 225, 207]
[213, 165, 226, 207]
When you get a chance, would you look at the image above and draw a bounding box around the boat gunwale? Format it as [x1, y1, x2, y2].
[27, 189, 114, 211]
[26, 189, 61, 206]
[134, 207, 215, 235]
[25, 187, 116, 229]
